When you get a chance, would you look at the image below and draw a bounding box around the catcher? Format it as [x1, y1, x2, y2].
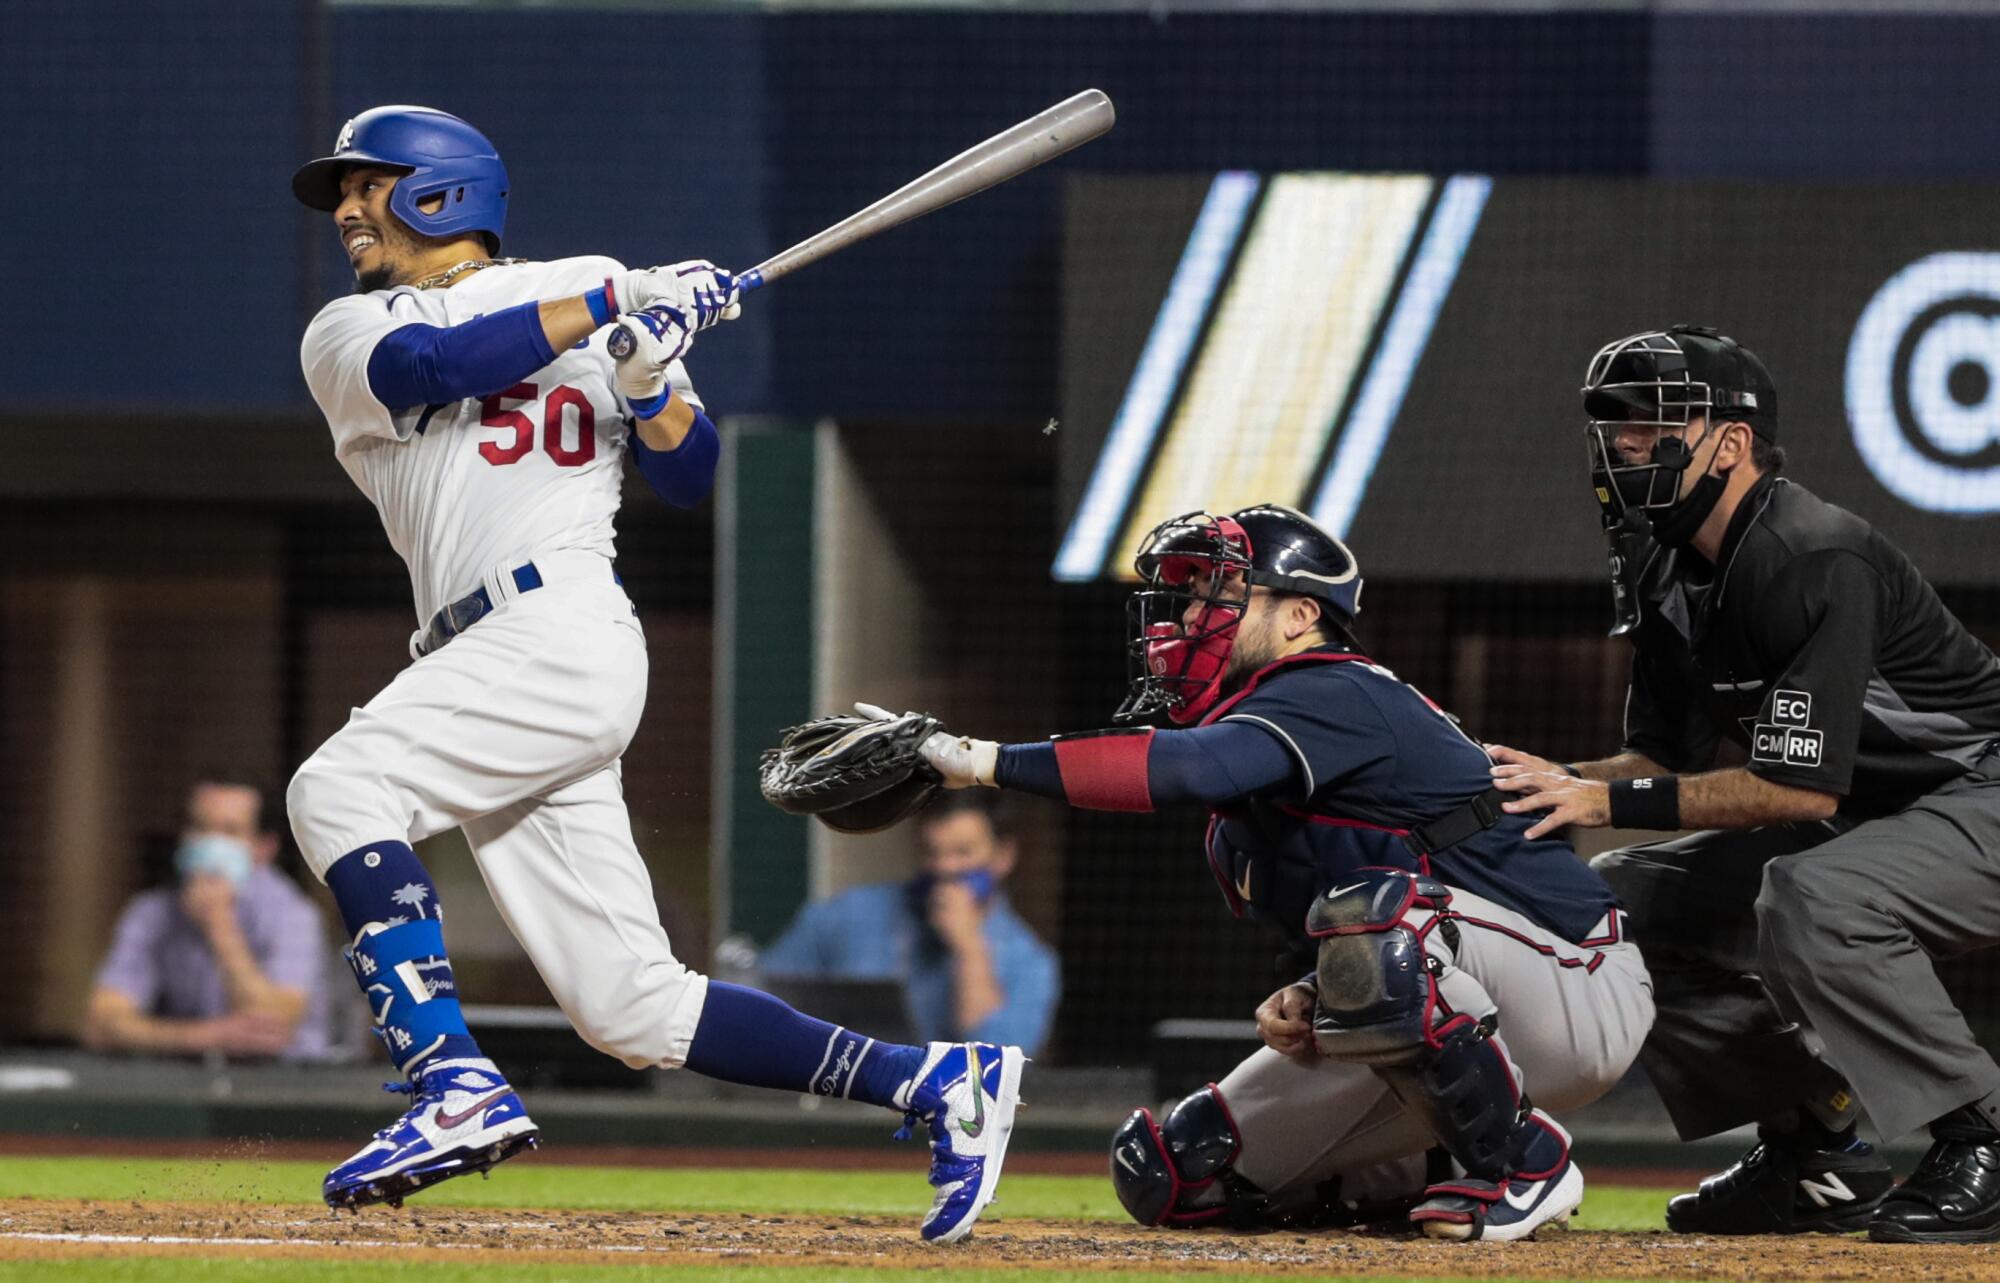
[764, 504, 1654, 1241]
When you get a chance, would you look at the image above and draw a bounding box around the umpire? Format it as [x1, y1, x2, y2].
[1490, 326, 2000, 1244]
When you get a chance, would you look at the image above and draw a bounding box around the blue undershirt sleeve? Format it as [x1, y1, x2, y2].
[995, 721, 1300, 807]
[630, 410, 720, 508]
[364, 301, 557, 410]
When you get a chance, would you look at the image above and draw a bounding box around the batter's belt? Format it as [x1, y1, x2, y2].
[412, 551, 627, 659]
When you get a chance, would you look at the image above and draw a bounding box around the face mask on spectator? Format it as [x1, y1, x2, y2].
[909, 868, 998, 906]
[176, 834, 253, 887]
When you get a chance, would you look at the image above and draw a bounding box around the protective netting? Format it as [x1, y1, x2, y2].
[5, 5, 2000, 1112]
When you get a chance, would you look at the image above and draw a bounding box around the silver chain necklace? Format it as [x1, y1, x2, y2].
[409, 257, 524, 290]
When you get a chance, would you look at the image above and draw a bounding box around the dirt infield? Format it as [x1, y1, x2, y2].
[6, 1200, 2000, 1280]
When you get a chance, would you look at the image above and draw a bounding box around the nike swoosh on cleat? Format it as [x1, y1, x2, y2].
[434, 1090, 513, 1130]
[1502, 1179, 1547, 1212]
[960, 1048, 986, 1138]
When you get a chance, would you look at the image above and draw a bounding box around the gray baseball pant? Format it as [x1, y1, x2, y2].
[1593, 760, 2000, 1143]
[1218, 890, 1652, 1201]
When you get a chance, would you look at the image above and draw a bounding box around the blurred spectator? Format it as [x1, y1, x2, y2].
[83, 778, 332, 1060]
[761, 794, 1060, 1055]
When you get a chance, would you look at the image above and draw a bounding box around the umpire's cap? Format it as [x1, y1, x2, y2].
[1583, 326, 1778, 441]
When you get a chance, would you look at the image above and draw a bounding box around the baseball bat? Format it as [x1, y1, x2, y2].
[737, 88, 1115, 292]
[610, 89, 1115, 361]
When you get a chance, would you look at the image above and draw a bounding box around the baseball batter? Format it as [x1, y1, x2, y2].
[887, 505, 1655, 1240]
[288, 105, 1021, 1242]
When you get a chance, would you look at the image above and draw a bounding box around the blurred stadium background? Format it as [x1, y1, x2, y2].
[5, 0, 2000, 1163]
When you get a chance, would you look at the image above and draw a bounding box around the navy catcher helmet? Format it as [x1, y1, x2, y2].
[293, 105, 510, 253]
[1118, 504, 1362, 725]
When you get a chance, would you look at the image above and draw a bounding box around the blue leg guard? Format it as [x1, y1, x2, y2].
[350, 916, 473, 1074]
[327, 842, 479, 1074]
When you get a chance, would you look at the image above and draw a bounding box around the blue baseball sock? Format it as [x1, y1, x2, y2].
[685, 981, 925, 1109]
[324, 841, 483, 1076]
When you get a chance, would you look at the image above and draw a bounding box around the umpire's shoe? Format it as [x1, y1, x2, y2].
[898, 1041, 1025, 1243]
[1869, 1106, 2000, 1244]
[324, 1058, 539, 1210]
[1665, 1126, 1891, 1234]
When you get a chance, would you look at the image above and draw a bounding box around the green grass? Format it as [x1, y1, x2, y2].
[0, 1155, 1668, 1231]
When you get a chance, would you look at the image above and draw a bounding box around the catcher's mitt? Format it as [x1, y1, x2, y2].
[759, 710, 944, 834]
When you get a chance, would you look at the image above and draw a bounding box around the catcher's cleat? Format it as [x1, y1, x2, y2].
[1411, 1111, 1584, 1242]
[1869, 1107, 2000, 1244]
[324, 1058, 539, 1210]
[897, 1041, 1025, 1243]
[1665, 1127, 1891, 1234]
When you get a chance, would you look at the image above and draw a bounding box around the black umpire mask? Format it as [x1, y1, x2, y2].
[1582, 326, 1778, 630]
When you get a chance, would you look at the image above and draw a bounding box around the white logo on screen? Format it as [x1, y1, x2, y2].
[1846, 253, 2000, 513]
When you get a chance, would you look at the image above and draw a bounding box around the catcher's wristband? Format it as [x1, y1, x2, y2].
[1608, 776, 1679, 830]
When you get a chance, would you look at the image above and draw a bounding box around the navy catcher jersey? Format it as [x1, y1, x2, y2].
[1203, 651, 1618, 944]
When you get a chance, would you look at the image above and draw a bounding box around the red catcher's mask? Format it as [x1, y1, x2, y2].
[1116, 513, 1255, 725]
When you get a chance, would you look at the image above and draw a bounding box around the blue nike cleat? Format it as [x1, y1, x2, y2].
[1409, 1111, 1585, 1242]
[898, 1041, 1026, 1243]
[323, 1058, 540, 1210]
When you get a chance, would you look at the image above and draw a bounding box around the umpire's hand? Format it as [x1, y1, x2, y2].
[1488, 743, 1610, 840]
[1256, 982, 1319, 1062]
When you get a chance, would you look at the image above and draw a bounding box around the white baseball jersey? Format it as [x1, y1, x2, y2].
[291, 258, 717, 1070]
[299, 256, 700, 623]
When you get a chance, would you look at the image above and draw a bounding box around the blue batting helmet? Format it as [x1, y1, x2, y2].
[292, 105, 509, 252]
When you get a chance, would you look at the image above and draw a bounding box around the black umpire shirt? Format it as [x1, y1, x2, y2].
[1624, 473, 2000, 818]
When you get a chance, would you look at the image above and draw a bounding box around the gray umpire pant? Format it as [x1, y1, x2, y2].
[1592, 757, 2000, 1144]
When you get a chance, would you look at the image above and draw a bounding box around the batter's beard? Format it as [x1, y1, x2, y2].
[353, 263, 398, 292]
[350, 228, 423, 293]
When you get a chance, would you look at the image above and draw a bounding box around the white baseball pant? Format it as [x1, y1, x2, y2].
[287, 551, 709, 1068]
